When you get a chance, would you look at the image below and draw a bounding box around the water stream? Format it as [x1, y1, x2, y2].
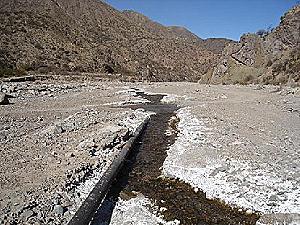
[91, 91, 259, 225]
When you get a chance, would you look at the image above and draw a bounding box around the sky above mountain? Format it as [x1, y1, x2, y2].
[104, 0, 298, 41]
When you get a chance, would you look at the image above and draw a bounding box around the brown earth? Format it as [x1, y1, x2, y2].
[0, 0, 233, 82]
[0, 78, 152, 225]
[209, 5, 300, 86]
[0, 0, 298, 85]
[1, 79, 299, 224]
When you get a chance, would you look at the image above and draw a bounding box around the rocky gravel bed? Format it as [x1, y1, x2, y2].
[1, 80, 299, 225]
[141, 83, 300, 225]
[0, 80, 152, 225]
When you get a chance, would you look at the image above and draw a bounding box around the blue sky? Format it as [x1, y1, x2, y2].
[104, 0, 298, 41]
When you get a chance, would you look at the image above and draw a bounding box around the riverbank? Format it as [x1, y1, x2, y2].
[0, 80, 299, 224]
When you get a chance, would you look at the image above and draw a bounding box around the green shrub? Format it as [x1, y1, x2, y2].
[15, 67, 27, 76]
[0, 67, 14, 77]
[0, 65, 28, 77]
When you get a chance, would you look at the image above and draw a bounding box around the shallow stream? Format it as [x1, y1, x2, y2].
[91, 91, 259, 225]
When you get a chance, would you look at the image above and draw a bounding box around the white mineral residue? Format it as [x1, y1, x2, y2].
[69, 108, 153, 215]
[108, 194, 180, 225]
[163, 107, 300, 215]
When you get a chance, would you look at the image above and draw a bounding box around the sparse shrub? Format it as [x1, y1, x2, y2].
[288, 60, 300, 74]
[262, 74, 275, 85]
[0, 67, 14, 77]
[34, 43, 43, 49]
[0, 67, 27, 77]
[266, 59, 273, 67]
[289, 48, 300, 60]
[276, 75, 289, 85]
[256, 29, 268, 37]
[103, 64, 114, 73]
[292, 60, 300, 70]
[15, 67, 27, 76]
[244, 74, 254, 82]
[37, 66, 51, 74]
[272, 61, 285, 73]
[272, 48, 300, 76]
[239, 74, 254, 85]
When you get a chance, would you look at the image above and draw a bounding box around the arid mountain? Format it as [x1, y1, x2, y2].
[123, 10, 234, 54]
[0, 0, 232, 81]
[201, 38, 236, 55]
[121, 10, 198, 41]
[1, 0, 297, 84]
[167, 26, 202, 42]
[208, 5, 300, 85]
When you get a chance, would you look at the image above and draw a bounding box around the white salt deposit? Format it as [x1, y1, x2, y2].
[109, 195, 180, 225]
[163, 107, 300, 217]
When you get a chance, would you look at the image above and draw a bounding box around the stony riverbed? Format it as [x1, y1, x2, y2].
[0, 79, 299, 224]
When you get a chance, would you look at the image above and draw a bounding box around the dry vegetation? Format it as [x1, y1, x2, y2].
[0, 0, 234, 82]
[211, 5, 300, 86]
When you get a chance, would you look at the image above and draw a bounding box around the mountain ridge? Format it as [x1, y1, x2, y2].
[0, 0, 233, 81]
[208, 5, 300, 85]
[0, 0, 298, 85]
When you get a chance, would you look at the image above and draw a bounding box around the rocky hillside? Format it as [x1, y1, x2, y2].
[201, 38, 236, 55]
[0, 0, 232, 82]
[123, 10, 234, 54]
[122, 10, 201, 42]
[208, 5, 300, 86]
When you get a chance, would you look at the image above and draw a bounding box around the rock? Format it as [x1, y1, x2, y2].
[269, 194, 279, 202]
[245, 209, 253, 215]
[0, 92, 9, 105]
[54, 123, 64, 134]
[270, 87, 282, 93]
[6, 86, 15, 94]
[77, 139, 95, 150]
[20, 209, 34, 220]
[53, 205, 64, 215]
[253, 85, 264, 90]
[41, 123, 64, 136]
[65, 152, 75, 158]
[210, 165, 229, 176]
[33, 222, 42, 225]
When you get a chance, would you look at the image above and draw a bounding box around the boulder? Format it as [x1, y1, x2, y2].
[0, 92, 9, 105]
[53, 205, 64, 215]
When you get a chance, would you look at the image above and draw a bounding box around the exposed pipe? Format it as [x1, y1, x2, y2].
[67, 118, 149, 225]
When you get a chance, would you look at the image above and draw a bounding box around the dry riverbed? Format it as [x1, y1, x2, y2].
[0, 80, 152, 224]
[0, 79, 299, 225]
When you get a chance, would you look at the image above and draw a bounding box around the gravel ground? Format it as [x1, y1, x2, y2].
[0, 80, 152, 225]
[105, 83, 299, 225]
[143, 83, 300, 224]
[0, 80, 299, 225]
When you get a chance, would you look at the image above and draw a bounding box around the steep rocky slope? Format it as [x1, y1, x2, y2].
[201, 38, 236, 54]
[0, 0, 232, 82]
[1, 0, 296, 84]
[122, 10, 200, 42]
[209, 5, 300, 85]
[123, 10, 234, 54]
